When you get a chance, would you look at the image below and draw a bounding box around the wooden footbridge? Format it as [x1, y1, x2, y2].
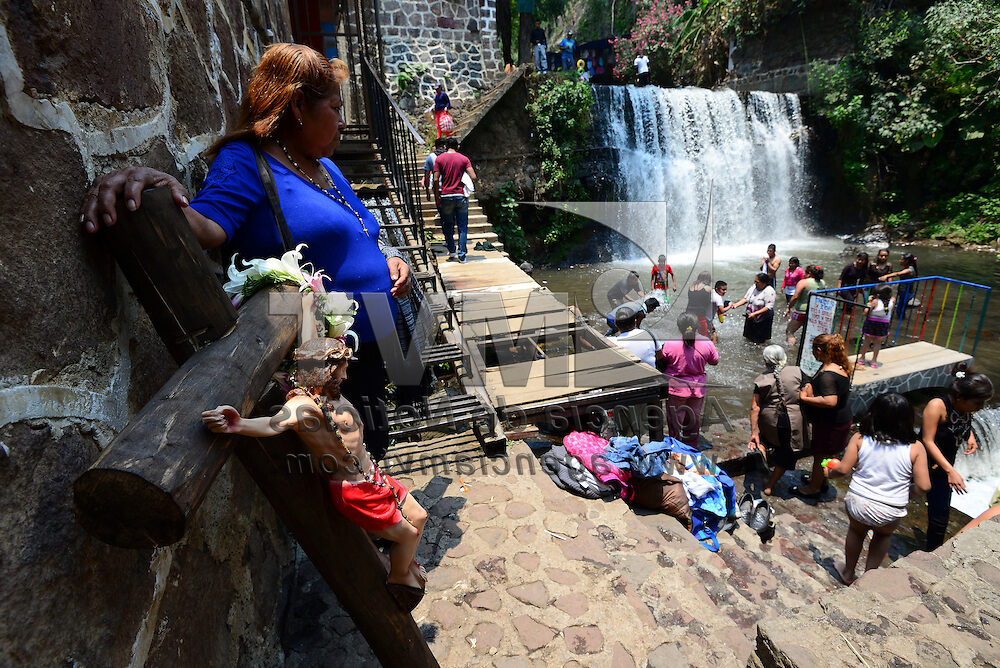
[420, 198, 670, 441]
[798, 277, 991, 414]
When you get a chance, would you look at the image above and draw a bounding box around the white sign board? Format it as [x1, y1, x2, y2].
[799, 296, 837, 376]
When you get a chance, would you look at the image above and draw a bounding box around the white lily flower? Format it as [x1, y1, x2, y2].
[278, 245, 308, 283]
[325, 292, 359, 315]
[326, 313, 356, 338]
[223, 255, 255, 297]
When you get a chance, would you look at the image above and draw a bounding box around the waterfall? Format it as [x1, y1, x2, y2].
[952, 407, 1000, 518]
[591, 85, 809, 257]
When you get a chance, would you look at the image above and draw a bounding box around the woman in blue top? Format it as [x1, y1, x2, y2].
[81, 43, 411, 460]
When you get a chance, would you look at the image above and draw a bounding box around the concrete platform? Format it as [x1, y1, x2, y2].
[849, 341, 972, 414]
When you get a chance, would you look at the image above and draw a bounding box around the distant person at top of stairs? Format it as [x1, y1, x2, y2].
[531, 20, 548, 72]
[433, 84, 452, 138]
[559, 32, 576, 71]
[634, 53, 650, 86]
[432, 137, 477, 262]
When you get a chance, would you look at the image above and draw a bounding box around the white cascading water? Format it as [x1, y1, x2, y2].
[591, 85, 809, 256]
[952, 408, 1000, 518]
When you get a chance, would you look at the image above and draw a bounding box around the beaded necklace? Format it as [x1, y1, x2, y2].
[274, 138, 371, 238]
[291, 386, 408, 522]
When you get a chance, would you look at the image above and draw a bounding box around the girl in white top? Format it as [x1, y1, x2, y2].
[826, 392, 930, 585]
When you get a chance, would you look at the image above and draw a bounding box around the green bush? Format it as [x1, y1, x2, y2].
[809, 0, 1000, 236]
[526, 76, 594, 248]
[493, 183, 529, 262]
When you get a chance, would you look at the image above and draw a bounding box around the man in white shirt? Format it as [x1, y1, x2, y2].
[634, 53, 650, 86]
[708, 280, 733, 344]
[606, 305, 657, 367]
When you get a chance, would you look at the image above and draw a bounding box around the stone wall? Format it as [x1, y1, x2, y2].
[380, 0, 504, 109]
[0, 1, 296, 665]
[730, 0, 855, 95]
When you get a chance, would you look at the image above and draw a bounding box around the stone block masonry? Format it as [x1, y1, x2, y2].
[0, 1, 295, 665]
[380, 0, 503, 105]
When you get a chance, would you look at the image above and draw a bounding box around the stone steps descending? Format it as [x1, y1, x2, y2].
[751, 518, 1000, 667]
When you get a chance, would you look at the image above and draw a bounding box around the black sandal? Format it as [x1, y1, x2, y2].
[789, 485, 823, 500]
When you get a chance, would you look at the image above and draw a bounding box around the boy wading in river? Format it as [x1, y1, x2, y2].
[202, 337, 428, 610]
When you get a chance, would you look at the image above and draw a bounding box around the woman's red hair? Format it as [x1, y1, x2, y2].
[813, 333, 853, 374]
[208, 43, 349, 155]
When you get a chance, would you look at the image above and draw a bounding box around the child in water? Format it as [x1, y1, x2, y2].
[201, 338, 428, 610]
[921, 366, 994, 550]
[826, 393, 930, 584]
[858, 286, 894, 368]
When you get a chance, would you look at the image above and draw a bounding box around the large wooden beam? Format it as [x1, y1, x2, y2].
[77, 188, 437, 662]
[73, 286, 300, 548]
[101, 187, 238, 364]
[235, 399, 439, 668]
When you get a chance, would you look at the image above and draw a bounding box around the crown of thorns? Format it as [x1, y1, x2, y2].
[292, 337, 353, 364]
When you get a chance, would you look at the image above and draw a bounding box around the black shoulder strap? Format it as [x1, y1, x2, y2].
[252, 145, 295, 252]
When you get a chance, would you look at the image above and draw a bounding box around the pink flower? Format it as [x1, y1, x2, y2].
[305, 270, 328, 293]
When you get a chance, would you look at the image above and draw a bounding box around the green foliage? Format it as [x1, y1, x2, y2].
[493, 183, 529, 261]
[527, 76, 595, 247]
[809, 0, 1000, 239]
[922, 194, 1000, 244]
[394, 62, 428, 93]
[881, 211, 910, 229]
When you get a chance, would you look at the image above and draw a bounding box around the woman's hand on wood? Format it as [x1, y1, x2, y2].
[387, 257, 412, 298]
[81, 167, 191, 233]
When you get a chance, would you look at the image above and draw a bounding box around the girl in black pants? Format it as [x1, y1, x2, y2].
[921, 369, 993, 550]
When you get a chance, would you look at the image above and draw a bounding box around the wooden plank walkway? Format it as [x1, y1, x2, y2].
[437, 245, 668, 430]
[849, 341, 973, 414]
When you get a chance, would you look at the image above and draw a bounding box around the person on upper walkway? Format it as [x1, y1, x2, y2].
[559, 32, 576, 71]
[531, 20, 548, 72]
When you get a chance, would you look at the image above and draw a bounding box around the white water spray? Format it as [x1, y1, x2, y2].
[952, 407, 1000, 518]
[591, 85, 810, 257]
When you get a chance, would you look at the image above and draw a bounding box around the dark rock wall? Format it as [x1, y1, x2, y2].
[0, 1, 296, 665]
[458, 75, 537, 199]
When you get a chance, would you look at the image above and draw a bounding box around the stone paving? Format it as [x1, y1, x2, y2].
[279, 416, 997, 667]
[281, 427, 880, 667]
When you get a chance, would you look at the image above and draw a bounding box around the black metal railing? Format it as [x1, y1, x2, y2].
[360, 55, 426, 228]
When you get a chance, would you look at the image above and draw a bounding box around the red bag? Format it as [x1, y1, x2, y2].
[439, 111, 455, 134]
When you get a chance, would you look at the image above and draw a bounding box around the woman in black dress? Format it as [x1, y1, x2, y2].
[921, 368, 993, 549]
[793, 333, 853, 498]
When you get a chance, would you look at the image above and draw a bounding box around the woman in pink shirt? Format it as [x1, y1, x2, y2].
[657, 312, 720, 446]
[781, 256, 804, 305]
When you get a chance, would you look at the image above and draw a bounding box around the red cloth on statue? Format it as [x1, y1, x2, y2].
[328, 468, 407, 531]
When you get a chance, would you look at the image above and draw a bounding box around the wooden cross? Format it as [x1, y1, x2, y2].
[72, 188, 438, 667]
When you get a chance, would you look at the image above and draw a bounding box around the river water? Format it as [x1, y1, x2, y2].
[534, 242, 1000, 519]
[530, 85, 1000, 520]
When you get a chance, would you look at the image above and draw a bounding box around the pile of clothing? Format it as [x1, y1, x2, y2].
[542, 431, 737, 551]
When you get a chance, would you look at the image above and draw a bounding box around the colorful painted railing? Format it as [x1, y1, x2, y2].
[795, 276, 991, 377]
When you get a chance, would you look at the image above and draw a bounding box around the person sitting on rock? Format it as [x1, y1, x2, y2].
[201, 337, 428, 610]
